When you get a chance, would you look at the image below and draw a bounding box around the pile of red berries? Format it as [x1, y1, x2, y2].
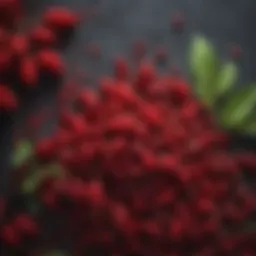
[0, 1, 79, 112]
[2, 59, 255, 255]
[0, 2, 253, 256]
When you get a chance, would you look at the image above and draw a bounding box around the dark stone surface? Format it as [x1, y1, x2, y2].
[1, 0, 256, 195]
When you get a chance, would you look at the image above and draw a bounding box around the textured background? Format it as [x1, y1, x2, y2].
[0, 0, 256, 195]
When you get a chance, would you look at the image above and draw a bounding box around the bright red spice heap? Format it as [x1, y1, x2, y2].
[2, 60, 255, 255]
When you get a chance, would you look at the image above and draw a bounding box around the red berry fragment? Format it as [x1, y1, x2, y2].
[132, 39, 147, 60]
[113, 56, 129, 80]
[171, 12, 185, 32]
[229, 43, 242, 60]
[154, 45, 168, 63]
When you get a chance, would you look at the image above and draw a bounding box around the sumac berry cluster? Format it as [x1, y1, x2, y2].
[3, 60, 255, 255]
[0, 2, 79, 112]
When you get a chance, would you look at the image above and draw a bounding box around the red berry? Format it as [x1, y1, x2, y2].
[10, 34, 29, 57]
[19, 56, 38, 87]
[154, 45, 168, 63]
[30, 25, 57, 47]
[113, 56, 129, 80]
[1, 224, 21, 247]
[37, 49, 64, 75]
[43, 7, 79, 30]
[0, 27, 9, 45]
[13, 214, 39, 237]
[136, 61, 156, 90]
[35, 137, 56, 161]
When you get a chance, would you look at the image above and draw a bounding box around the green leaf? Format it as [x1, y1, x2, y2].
[220, 84, 256, 129]
[189, 35, 219, 106]
[21, 172, 42, 194]
[21, 164, 64, 194]
[12, 140, 33, 168]
[240, 118, 256, 135]
[215, 61, 238, 97]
